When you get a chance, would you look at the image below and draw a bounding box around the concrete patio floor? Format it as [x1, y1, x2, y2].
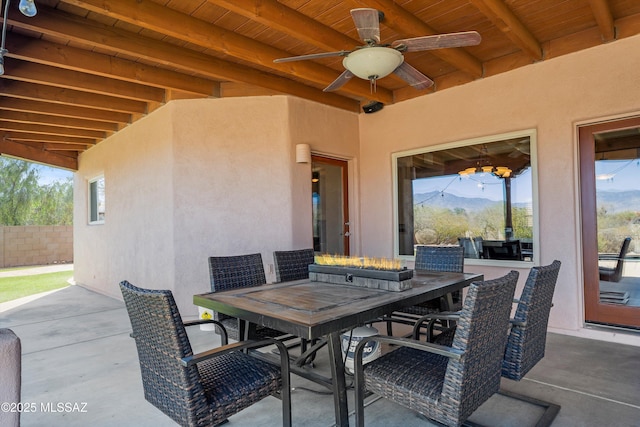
[1, 282, 639, 427]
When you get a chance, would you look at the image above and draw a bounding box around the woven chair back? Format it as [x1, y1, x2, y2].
[502, 260, 561, 380]
[415, 245, 464, 272]
[441, 271, 518, 422]
[208, 253, 266, 322]
[273, 248, 315, 282]
[119, 281, 208, 426]
[208, 253, 266, 291]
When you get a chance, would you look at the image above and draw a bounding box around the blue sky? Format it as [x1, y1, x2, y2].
[35, 165, 74, 185]
[595, 159, 640, 191]
[412, 168, 533, 203]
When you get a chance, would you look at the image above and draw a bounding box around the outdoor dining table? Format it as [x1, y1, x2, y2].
[193, 270, 483, 427]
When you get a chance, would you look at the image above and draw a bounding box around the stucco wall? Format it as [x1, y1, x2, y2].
[357, 33, 640, 346]
[74, 96, 359, 315]
[74, 105, 176, 300]
[72, 34, 640, 345]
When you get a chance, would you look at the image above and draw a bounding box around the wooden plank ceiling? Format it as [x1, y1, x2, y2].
[1, 0, 640, 170]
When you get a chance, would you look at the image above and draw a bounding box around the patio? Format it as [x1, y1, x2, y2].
[1, 284, 639, 427]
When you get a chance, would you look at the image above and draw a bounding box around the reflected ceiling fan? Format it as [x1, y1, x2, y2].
[274, 8, 481, 92]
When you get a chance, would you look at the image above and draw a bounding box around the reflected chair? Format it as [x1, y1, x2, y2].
[119, 281, 292, 427]
[418, 260, 562, 426]
[599, 237, 631, 282]
[354, 271, 519, 427]
[483, 239, 523, 260]
[385, 245, 464, 336]
[208, 253, 285, 341]
[458, 237, 481, 259]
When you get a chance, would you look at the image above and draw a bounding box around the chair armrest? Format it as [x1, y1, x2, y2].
[352, 335, 463, 385]
[181, 337, 290, 371]
[411, 311, 461, 340]
[184, 319, 229, 346]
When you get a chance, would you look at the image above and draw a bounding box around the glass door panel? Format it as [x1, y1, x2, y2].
[312, 156, 349, 255]
[580, 118, 640, 330]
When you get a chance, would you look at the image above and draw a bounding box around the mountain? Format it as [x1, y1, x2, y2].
[414, 190, 640, 214]
[414, 191, 501, 212]
[596, 190, 640, 213]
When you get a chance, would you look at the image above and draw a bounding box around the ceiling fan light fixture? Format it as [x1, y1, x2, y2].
[459, 167, 477, 177]
[19, 0, 37, 17]
[495, 166, 512, 177]
[342, 47, 403, 81]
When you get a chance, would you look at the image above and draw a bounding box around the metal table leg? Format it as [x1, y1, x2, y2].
[327, 331, 349, 426]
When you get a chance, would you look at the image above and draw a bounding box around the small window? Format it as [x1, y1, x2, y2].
[393, 130, 537, 264]
[88, 175, 105, 224]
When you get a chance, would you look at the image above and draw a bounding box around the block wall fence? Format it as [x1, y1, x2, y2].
[0, 226, 73, 268]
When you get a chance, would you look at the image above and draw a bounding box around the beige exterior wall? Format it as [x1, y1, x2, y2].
[73, 33, 640, 346]
[0, 226, 73, 268]
[73, 96, 358, 314]
[358, 34, 640, 347]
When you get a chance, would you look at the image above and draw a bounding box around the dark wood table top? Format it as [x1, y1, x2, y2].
[194, 271, 483, 340]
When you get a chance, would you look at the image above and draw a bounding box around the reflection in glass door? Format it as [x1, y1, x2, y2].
[579, 119, 640, 330]
[312, 156, 349, 255]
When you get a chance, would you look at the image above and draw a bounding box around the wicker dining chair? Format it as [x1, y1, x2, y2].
[354, 271, 519, 427]
[273, 248, 315, 283]
[208, 253, 285, 341]
[417, 260, 562, 427]
[119, 280, 292, 427]
[385, 245, 464, 336]
[272, 248, 323, 366]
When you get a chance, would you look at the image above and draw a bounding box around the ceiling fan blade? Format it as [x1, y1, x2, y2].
[273, 50, 350, 63]
[350, 8, 381, 44]
[323, 70, 354, 92]
[392, 31, 481, 52]
[393, 62, 434, 90]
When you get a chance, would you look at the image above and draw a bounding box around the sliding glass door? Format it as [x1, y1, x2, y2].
[579, 117, 640, 330]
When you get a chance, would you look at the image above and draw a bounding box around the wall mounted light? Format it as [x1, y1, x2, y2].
[295, 143, 311, 163]
[1, 0, 38, 76]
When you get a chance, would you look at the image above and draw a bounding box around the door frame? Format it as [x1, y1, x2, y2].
[579, 116, 640, 328]
[311, 155, 350, 255]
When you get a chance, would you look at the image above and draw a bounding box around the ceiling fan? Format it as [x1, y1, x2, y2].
[274, 8, 481, 93]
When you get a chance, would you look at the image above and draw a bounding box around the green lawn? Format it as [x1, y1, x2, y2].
[0, 271, 73, 303]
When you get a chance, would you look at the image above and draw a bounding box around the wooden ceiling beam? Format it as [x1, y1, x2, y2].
[4, 33, 219, 97]
[205, 0, 359, 52]
[0, 80, 148, 114]
[65, 1, 383, 101]
[206, 0, 408, 87]
[0, 98, 131, 124]
[43, 143, 88, 151]
[0, 120, 107, 139]
[469, 0, 543, 61]
[0, 137, 78, 170]
[354, 0, 483, 78]
[587, 0, 616, 42]
[3, 59, 165, 103]
[3, 131, 97, 145]
[59, 0, 392, 103]
[10, 7, 362, 111]
[0, 110, 118, 132]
